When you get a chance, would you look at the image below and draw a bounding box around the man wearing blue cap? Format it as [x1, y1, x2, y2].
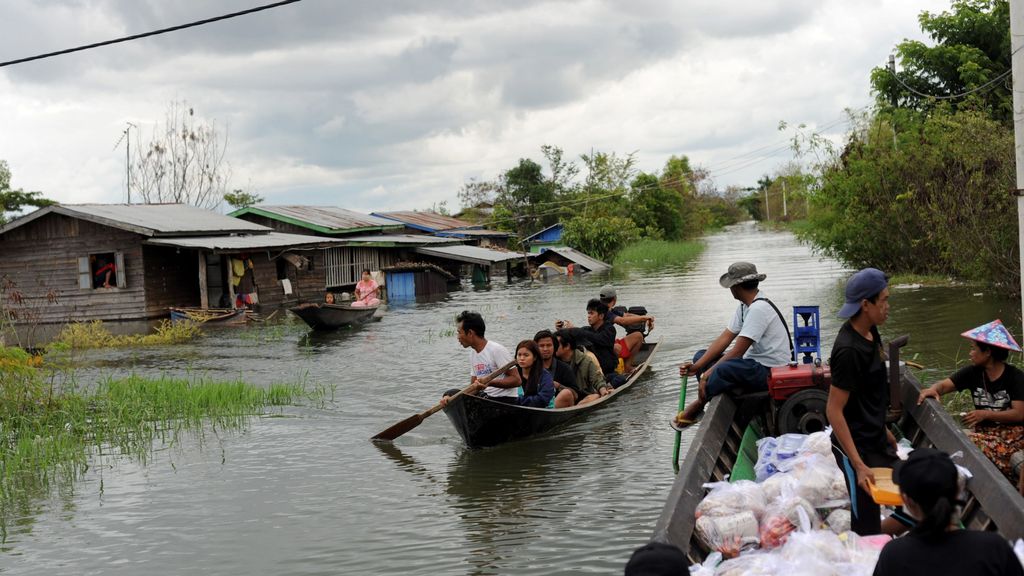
[826, 267, 907, 535]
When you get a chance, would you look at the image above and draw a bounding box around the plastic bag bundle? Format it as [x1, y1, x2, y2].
[824, 509, 851, 534]
[713, 552, 780, 576]
[696, 511, 760, 553]
[754, 434, 807, 481]
[758, 495, 819, 549]
[801, 428, 833, 456]
[784, 454, 849, 508]
[696, 480, 768, 520]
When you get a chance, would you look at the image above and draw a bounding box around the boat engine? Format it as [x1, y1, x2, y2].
[767, 306, 831, 435]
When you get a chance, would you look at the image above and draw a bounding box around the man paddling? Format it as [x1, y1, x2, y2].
[440, 310, 521, 406]
[676, 262, 792, 427]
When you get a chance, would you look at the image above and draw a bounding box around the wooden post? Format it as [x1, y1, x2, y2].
[1012, 0, 1024, 338]
[198, 251, 209, 309]
[227, 255, 237, 309]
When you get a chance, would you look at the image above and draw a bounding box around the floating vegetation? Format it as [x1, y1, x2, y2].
[0, 347, 328, 541]
[614, 239, 705, 269]
[52, 319, 203, 349]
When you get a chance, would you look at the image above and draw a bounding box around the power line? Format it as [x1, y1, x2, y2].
[885, 45, 1022, 102]
[0, 0, 303, 68]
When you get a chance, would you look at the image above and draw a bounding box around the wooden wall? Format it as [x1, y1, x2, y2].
[0, 213, 148, 323]
[241, 250, 326, 309]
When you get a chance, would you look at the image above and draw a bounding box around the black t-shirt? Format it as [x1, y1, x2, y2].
[873, 530, 1024, 576]
[830, 321, 889, 452]
[567, 321, 617, 375]
[950, 363, 1024, 412]
[547, 358, 579, 394]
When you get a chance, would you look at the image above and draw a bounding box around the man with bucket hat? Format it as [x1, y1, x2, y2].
[826, 267, 911, 535]
[676, 262, 793, 426]
[917, 319, 1024, 496]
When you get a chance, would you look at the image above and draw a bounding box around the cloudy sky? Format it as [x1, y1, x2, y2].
[0, 0, 950, 213]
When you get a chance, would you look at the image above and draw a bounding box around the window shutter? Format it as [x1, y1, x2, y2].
[78, 256, 91, 289]
[115, 252, 126, 288]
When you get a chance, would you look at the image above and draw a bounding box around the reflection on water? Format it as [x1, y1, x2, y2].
[3, 221, 1020, 575]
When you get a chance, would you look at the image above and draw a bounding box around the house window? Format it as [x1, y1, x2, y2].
[78, 252, 126, 289]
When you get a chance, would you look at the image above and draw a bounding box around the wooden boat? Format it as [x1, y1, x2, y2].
[651, 361, 1024, 565]
[288, 302, 378, 330]
[168, 307, 247, 325]
[441, 341, 660, 448]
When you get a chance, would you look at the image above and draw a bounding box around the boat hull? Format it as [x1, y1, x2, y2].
[651, 369, 1024, 564]
[289, 302, 378, 330]
[442, 342, 660, 448]
[168, 307, 247, 325]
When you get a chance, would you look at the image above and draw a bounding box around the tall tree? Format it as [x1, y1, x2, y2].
[131, 100, 232, 209]
[0, 161, 54, 224]
[871, 0, 1011, 124]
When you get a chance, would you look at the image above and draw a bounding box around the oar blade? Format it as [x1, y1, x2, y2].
[371, 413, 424, 442]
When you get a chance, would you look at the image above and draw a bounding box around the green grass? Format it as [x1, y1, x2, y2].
[52, 319, 203, 349]
[0, 351, 327, 540]
[614, 239, 705, 269]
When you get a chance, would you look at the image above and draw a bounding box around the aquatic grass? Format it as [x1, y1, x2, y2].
[52, 319, 202, 350]
[613, 239, 704, 269]
[0, 352, 326, 540]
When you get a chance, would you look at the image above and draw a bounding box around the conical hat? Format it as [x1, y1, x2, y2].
[960, 319, 1022, 352]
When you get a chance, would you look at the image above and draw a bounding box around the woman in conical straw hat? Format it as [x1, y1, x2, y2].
[918, 319, 1024, 495]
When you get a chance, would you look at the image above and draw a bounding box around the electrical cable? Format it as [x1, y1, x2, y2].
[0, 0, 303, 68]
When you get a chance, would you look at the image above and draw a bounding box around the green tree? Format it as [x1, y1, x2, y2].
[562, 215, 640, 262]
[628, 172, 684, 239]
[871, 0, 1011, 123]
[223, 189, 264, 210]
[0, 161, 54, 225]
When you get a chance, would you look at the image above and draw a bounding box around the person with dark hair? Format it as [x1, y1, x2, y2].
[623, 541, 689, 575]
[872, 448, 1023, 576]
[533, 330, 580, 408]
[441, 311, 521, 406]
[514, 340, 555, 408]
[555, 328, 609, 405]
[826, 268, 909, 535]
[352, 269, 381, 307]
[558, 298, 622, 387]
[918, 319, 1024, 495]
[599, 284, 654, 372]
[675, 262, 793, 427]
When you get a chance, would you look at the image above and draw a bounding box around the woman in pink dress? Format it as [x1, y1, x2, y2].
[351, 269, 381, 307]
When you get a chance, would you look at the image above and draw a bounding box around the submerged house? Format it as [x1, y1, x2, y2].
[522, 223, 565, 253]
[0, 204, 357, 333]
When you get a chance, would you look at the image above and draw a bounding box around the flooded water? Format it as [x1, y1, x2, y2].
[2, 221, 1021, 575]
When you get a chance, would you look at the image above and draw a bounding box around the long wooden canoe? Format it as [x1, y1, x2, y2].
[651, 367, 1024, 565]
[288, 302, 378, 330]
[441, 341, 660, 448]
[169, 307, 247, 325]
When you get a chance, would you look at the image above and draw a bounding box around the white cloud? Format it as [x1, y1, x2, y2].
[0, 0, 954, 211]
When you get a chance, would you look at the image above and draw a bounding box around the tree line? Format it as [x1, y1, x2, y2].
[458, 146, 747, 261]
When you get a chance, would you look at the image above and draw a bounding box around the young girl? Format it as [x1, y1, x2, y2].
[514, 340, 555, 408]
[351, 269, 381, 307]
[918, 319, 1024, 494]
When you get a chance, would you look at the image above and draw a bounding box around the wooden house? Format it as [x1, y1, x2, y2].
[370, 210, 512, 248]
[0, 204, 357, 334]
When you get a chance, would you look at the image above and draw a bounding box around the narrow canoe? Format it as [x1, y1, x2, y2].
[441, 341, 660, 448]
[651, 364, 1024, 565]
[288, 302, 378, 330]
[169, 307, 247, 325]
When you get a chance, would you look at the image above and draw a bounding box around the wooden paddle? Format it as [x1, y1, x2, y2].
[370, 359, 517, 442]
[672, 374, 688, 471]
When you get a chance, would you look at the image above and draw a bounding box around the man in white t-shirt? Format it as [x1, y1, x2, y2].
[440, 310, 521, 406]
[676, 262, 793, 426]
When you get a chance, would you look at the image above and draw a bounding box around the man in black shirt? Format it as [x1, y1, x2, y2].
[827, 267, 908, 535]
[560, 299, 620, 386]
[534, 330, 581, 408]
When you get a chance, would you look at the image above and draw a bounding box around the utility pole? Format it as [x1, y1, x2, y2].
[763, 186, 770, 222]
[1012, 0, 1024, 337]
[782, 179, 788, 219]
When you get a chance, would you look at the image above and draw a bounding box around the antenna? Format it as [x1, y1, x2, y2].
[113, 122, 138, 203]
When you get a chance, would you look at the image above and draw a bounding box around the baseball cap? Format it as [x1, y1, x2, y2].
[599, 284, 617, 301]
[837, 268, 888, 318]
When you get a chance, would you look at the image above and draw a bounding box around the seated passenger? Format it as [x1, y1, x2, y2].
[598, 284, 654, 372]
[873, 448, 1024, 576]
[515, 340, 556, 408]
[917, 319, 1024, 495]
[555, 329, 610, 405]
[351, 269, 381, 308]
[534, 330, 581, 408]
[559, 299, 622, 387]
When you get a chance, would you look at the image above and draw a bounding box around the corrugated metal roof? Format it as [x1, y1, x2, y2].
[338, 234, 461, 246]
[144, 232, 350, 251]
[435, 228, 512, 238]
[537, 247, 611, 272]
[230, 206, 403, 234]
[415, 245, 527, 266]
[0, 204, 269, 237]
[523, 223, 563, 242]
[372, 210, 478, 232]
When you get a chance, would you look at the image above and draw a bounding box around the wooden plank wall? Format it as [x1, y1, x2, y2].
[142, 246, 201, 315]
[0, 214, 148, 323]
[241, 251, 324, 309]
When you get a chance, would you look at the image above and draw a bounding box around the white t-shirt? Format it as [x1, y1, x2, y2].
[726, 291, 792, 368]
[470, 340, 518, 398]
